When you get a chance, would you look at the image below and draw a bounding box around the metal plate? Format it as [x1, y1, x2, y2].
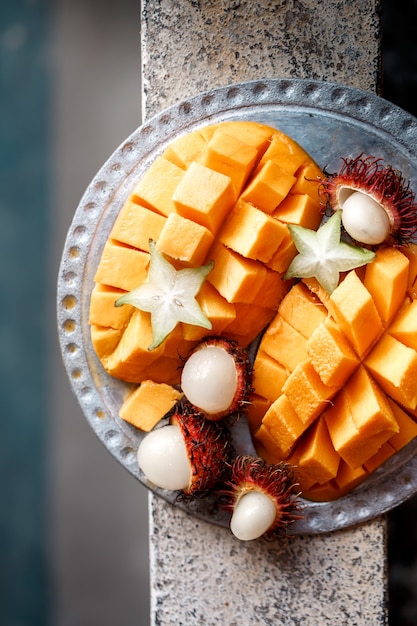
[57, 78, 417, 535]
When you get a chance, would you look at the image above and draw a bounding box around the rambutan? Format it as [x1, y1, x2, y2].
[180, 336, 253, 421]
[137, 401, 234, 497]
[220, 455, 303, 541]
[321, 154, 417, 246]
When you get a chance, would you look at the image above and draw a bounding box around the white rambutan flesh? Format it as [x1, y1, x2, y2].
[230, 491, 277, 541]
[137, 424, 191, 491]
[181, 345, 238, 415]
[339, 190, 391, 245]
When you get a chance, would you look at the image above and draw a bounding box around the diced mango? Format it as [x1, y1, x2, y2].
[283, 360, 338, 424]
[291, 161, 323, 199]
[252, 349, 288, 402]
[240, 160, 296, 214]
[365, 333, 417, 410]
[102, 310, 164, 382]
[162, 131, 208, 169]
[202, 129, 259, 195]
[363, 442, 396, 473]
[254, 424, 289, 463]
[344, 366, 399, 439]
[260, 316, 308, 372]
[90, 325, 121, 360]
[387, 399, 417, 451]
[119, 380, 183, 431]
[296, 417, 340, 484]
[324, 386, 396, 469]
[264, 229, 297, 273]
[206, 241, 265, 304]
[172, 162, 236, 233]
[182, 281, 236, 341]
[273, 193, 323, 231]
[156, 212, 214, 266]
[388, 299, 417, 351]
[132, 156, 184, 216]
[206, 121, 273, 154]
[89, 284, 134, 330]
[257, 130, 309, 175]
[278, 281, 327, 338]
[219, 199, 288, 262]
[224, 303, 276, 346]
[328, 270, 383, 357]
[400, 243, 417, 293]
[110, 199, 166, 252]
[306, 318, 359, 387]
[247, 394, 272, 437]
[302, 277, 331, 309]
[333, 461, 368, 494]
[364, 247, 409, 324]
[94, 241, 150, 292]
[262, 393, 307, 456]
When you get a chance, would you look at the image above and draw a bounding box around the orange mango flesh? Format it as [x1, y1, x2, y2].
[89, 119, 417, 503]
[253, 245, 417, 501]
[119, 380, 183, 432]
[90, 120, 324, 397]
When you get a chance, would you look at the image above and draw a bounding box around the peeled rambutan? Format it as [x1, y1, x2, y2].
[321, 154, 417, 246]
[137, 401, 234, 497]
[220, 455, 303, 541]
[180, 336, 253, 421]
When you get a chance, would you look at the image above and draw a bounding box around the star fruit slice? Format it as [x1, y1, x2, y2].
[284, 210, 376, 293]
[115, 240, 214, 350]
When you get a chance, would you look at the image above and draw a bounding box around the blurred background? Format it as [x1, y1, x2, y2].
[1, 0, 416, 624]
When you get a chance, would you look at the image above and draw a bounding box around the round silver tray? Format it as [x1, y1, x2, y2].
[57, 78, 417, 535]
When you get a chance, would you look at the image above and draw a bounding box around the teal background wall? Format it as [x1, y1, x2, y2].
[1, 1, 50, 624]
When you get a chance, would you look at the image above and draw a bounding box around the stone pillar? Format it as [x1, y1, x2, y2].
[141, 1, 387, 624]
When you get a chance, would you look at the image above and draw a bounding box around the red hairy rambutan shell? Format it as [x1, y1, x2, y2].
[180, 336, 253, 421]
[220, 455, 303, 540]
[171, 401, 235, 496]
[321, 154, 417, 245]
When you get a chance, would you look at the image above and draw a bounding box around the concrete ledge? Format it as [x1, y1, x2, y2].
[141, 1, 386, 624]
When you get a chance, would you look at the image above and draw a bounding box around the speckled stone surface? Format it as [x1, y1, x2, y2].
[142, 1, 387, 624]
[141, 0, 382, 114]
[149, 499, 387, 625]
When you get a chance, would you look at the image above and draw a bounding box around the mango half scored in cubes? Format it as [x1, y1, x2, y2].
[89, 119, 417, 503]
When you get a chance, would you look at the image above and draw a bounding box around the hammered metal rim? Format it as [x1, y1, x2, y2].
[57, 78, 417, 535]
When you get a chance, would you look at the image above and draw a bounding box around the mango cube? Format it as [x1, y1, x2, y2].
[278, 282, 327, 338]
[89, 284, 134, 330]
[364, 247, 409, 324]
[260, 316, 308, 372]
[219, 199, 288, 262]
[388, 299, 417, 351]
[110, 199, 166, 252]
[207, 241, 265, 303]
[329, 270, 383, 357]
[365, 333, 417, 410]
[252, 349, 288, 402]
[162, 131, 208, 169]
[283, 360, 338, 424]
[273, 193, 323, 231]
[119, 380, 183, 431]
[297, 417, 340, 484]
[257, 130, 308, 175]
[172, 162, 235, 233]
[240, 160, 296, 214]
[306, 318, 359, 387]
[202, 129, 259, 195]
[94, 241, 149, 292]
[156, 212, 214, 265]
[132, 156, 184, 216]
[262, 393, 307, 456]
